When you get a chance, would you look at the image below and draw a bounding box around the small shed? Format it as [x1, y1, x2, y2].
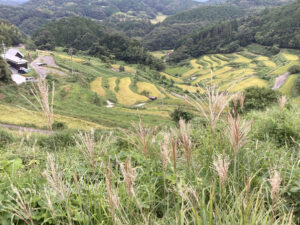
[2, 48, 28, 69]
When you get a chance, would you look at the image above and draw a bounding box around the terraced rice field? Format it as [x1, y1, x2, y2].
[57, 54, 85, 63]
[108, 77, 117, 92]
[221, 76, 268, 92]
[282, 53, 299, 61]
[0, 104, 104, 130]
[160, 72, 183, 83]
[115, 77, 148, 105]
[232, 54, 252, 64]
[111, 64, 136, 74]
[136, 82, 164, 98]
[280, 74, 298, 96]
[175, 84, 204, 93]
[161, 50, 299, 94]
[271, 61, 299, 76]
[90, 77, 106, 97]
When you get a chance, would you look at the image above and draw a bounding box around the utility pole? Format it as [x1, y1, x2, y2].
[162, 84, 164, 108]
[69, 48, 74, 75]
[2, 41, 6, 56]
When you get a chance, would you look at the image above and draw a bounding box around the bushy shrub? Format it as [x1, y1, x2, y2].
[288, 65, 300, 74]
[52, 121, 67, 130]
[170, 107, 194, 125]
[251, 109, 300, 147]
[242, 87, 278, 112]
[38, 130, 76, 149]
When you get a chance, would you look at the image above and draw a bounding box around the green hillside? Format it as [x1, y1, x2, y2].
[143, 5, 245, 51]
[171, 0, 300, 62]
[33, 17, 164, 70]
[0, 0, 200, 34]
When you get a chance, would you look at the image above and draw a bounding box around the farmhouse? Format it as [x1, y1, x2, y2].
[2, 48, 28, 69]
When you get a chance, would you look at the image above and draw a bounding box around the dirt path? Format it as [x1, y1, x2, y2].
[31, 55, 66, 78]
[0, 123, 54, 135]
[272, 72, 290, 90]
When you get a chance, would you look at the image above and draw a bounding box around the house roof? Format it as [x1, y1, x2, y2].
[5, 48, 24, 58]
[2, 54, 27, 64]
[2, 48, 27, 65]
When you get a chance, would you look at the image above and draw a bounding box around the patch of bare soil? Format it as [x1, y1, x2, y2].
[272, 72, 290, 90]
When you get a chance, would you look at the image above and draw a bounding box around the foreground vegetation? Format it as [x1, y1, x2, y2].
[0, 85, 300, 224]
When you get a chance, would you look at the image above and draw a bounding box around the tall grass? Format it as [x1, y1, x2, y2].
[1, 103, 300, 224]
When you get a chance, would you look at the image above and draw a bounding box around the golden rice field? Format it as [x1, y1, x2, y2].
[57, 54, 85, 63]
[115, 77, 148, 105]
[271, 61, 299, 76]
[108, 77, 117, 92]
[160, 72, 183, 83]
[233, 54, 252, 63]
[211, 55, 227, 66]
[136, 82, 164, 98]
[282, 53, 299, 61]
[226, 76, 267, 92]
[175, 84, 204, 93]
[90, 77, 106, 97]
[280, 74, 298, 97]
[203, 56, 219, 68]
[0, 104, 104, 130]
[111, 64, 136, 74]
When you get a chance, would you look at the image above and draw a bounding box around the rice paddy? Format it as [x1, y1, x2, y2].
[3, 47, 299, 131]
[90, 77, 106, 97]
[108, 77, 117, 92]
[115, 77, 148, 105]
[0, 104, 104, 130]
[111, 64, 136, 74]
[57, 54, 85, 63]
[280, 74, 299, 97]
[136, 82, 164, 98]
[160, 50, 299, 94]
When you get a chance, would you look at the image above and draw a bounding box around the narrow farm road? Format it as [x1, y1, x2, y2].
[0, 123, 54, 134]
[272, 72, 290, 90]
[31, 54, 66, 78]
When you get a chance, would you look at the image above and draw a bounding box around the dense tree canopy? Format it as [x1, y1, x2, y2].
[0, 0, 200, 34]
[143, 5, 244, 51]
[33, 17, 165, 70]
[0, 20, 23, 46]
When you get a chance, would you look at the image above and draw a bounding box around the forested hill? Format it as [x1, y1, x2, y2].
[207, 0, 293, 7]
[225, 0, 293, 7]
[0, 20, 23, 46]
[0, 0, 200, 34]
[32, 17, 165, 70]
[142, 5, 244, 51]
[170, 0, 300, 62]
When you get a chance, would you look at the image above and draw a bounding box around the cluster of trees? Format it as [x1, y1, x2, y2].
[170, 0, 300, 61]
[33, 17, 165, 70]
[0, 56, 10, 82]
[0, 20, 23, 46]
[142, 5, 244, 51]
